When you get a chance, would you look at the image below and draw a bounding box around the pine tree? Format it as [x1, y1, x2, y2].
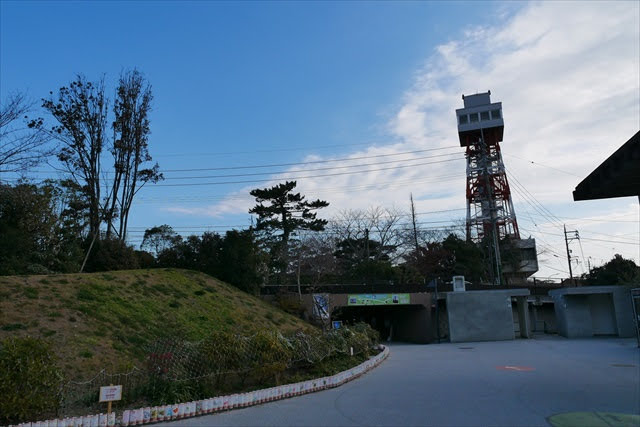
[249, 181, 328, 282]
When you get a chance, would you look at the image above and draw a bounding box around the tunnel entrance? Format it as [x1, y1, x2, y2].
[332, 304, 433, 343]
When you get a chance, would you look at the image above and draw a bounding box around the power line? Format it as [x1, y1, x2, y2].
[8, 156, 465, 187]
[510, 183, 563, 231]
[520, 226, 639, 246]
[508, 169, 564, 227]
[153, 152, 463, 180]
[507, 176, 562, 228]
[580, 236, 639, 246]
[507, 169, 565, 230]
[542, 264, 571, 275]
[21, 146, 460, 175]
[552, 215, 639, 224]
[127, 208, 468, 230]
[128, 218, 464, 231]
[132, 174, 466, 203]
[126, 223, 466, 236]
[503, 153, 582, 177]
[153, 139, 448, 157]
[149, 157, 465, 187]
[566, 228, 640, 240]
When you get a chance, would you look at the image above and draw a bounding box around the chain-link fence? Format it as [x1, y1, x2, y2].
[54, 325, 378, 420]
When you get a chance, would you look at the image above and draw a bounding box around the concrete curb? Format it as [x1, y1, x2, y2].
[14, 346, 389, 427]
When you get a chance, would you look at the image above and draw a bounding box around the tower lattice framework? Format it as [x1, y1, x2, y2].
[463, 129, 520, 243]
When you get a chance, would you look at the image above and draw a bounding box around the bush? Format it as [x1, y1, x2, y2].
[135, 250, 156, 269]
[83, 238, 139, 272]
[250, 330, 293, 384]
[0, 336, 63, 424]
[199, 330, 245, 381]
[323, 329, 349, 355]
[139, 326, 377, 407]
[145, 339, 203, 404]
[351, 322, 380, 348]
[274, 294, 305, 317]
[339, 327, 370, 357]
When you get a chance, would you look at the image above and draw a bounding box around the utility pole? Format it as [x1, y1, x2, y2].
[435, 277, 440, 343]
[410, 194, 420, 252]
[564, 225, 580, 286]
[365, 228, 370, 287]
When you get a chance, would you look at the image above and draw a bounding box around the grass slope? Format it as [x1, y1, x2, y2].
[0, 269, 313, 380]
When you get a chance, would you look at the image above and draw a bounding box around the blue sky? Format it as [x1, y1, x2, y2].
[2, 1, 498, 160]
[1, 1, 638, 279]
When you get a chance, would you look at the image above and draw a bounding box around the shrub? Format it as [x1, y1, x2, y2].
[135, 250, 156, 269]
[274, 295, 305, 317]
[351, 322, 380, 348]
[0, 336, 63, 424]
[145, 339, 202, 404]
[200, 330, 244, 372]
[82, 238, 139, 272]
[287, 329, 327, 365]
[323, 329, 348, 355]
[339, 327, 370, 357]
[199, 330, 245, 388]
[250, 330, 293, 384]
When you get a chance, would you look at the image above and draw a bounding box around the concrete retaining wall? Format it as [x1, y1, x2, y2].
[446, 289, 530, 343]
[549, 286, 635, 338]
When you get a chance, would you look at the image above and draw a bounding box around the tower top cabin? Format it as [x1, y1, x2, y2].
[455, 91, 504, 147]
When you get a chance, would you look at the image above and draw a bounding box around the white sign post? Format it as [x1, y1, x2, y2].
[452, 275, 466, 292]
[99, 385, 122, 415]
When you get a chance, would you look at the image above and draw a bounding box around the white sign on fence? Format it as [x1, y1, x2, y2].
[99, 385, 122, 402]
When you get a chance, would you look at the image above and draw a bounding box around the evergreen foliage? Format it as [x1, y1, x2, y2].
[0, 336, 63, 425]
[249, 181, 329, 281]
[583, 254, 640, 286]
[0, 181, 84, 274]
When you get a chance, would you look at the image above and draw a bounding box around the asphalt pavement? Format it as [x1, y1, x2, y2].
[158, 335, 640, 426]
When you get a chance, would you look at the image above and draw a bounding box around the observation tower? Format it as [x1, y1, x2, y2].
[455, 91, 537, 284]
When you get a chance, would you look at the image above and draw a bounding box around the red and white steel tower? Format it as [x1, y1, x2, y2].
[455, 91, 521, 284]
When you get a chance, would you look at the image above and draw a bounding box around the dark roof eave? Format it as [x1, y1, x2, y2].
[573, 130, 640, 201]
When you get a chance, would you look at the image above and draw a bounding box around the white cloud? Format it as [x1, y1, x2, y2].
[167, 1, 639, 278]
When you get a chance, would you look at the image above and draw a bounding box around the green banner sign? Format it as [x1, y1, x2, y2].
[347, 294, 410, 306]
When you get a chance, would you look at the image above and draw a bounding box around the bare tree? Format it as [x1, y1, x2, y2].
[292, 232, 339, 286]
[107, 69, 162, 241]
[366, 206, 404, 263]
[331, 206, 404, 264]
[43, 76, 110, 238]
[0, 92, 52, 175]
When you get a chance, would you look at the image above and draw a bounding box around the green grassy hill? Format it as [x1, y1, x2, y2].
[0, 269, 312, 380]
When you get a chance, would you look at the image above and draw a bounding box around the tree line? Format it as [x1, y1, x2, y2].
[140, 180, 489, 293]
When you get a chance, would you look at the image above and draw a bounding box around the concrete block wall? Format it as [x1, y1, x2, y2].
[552, 294, 593, 338]
[611, 287, 636, 337]
[550, 286, 636, 338]
[446, 290, 529, 343]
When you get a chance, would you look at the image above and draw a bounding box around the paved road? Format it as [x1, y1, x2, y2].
[160, 336, 639, 426]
